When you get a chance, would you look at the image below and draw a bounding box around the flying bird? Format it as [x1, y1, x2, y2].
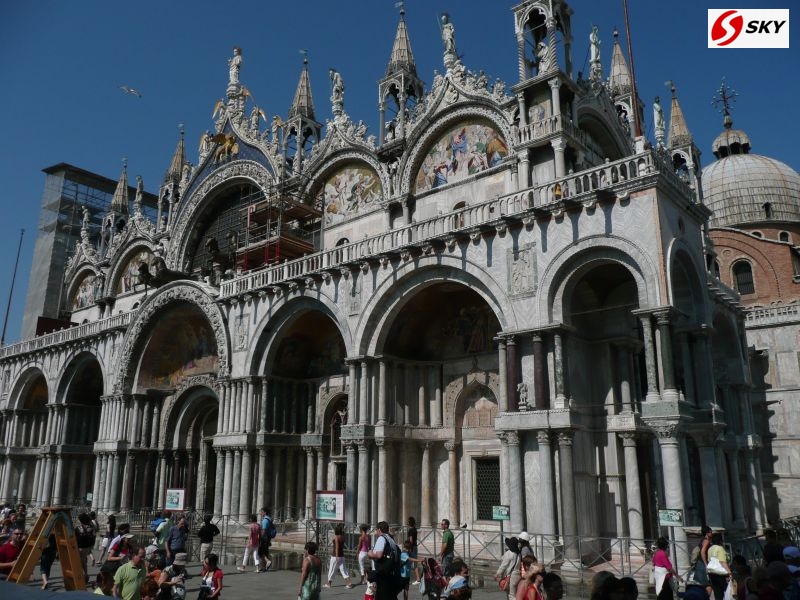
[120, 86, 142, 98]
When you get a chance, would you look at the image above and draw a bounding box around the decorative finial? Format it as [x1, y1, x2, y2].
[395, 0, 405, 16]
[122, 157, 128, 171]
[299, 49, 308, 66]
[665, 80, 676, 98]
[179, 123, 185, 137]
[712, 77, 738, 128]
[613, 27, 619, 40]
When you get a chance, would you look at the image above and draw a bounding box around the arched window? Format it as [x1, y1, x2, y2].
[751, 231, 763, 238]
[779, 231, 790, 243]
[732, 261, 755, 295]
[335, 237, 349, 246]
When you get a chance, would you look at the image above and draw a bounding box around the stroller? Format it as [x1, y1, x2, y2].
[421, 557, 448, 600]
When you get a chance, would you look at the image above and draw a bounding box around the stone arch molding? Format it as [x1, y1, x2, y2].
[168, 160, 274, 268]
[443, 369, 500, 429]
[54, 348, 108, 403]
[539, 235, 660, 324]
[302, 150, 390, 209]
[400, 105, 515, 196]
[113, 282, 230, 394]
[666, 238, 709, 323]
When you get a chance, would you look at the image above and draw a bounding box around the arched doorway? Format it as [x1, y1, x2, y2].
[56, 354, 103, 505]
[380, 281, 502, 527]
[260, 307, 347, 519]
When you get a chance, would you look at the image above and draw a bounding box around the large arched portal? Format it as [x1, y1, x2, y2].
[379, 282, 502, 528]
[561, 261, 658, 541]
[122, 302, 220, 510]
[2, 371, 48, 503]
[55, 354, 103, 505]
[261, 308, 347, 520]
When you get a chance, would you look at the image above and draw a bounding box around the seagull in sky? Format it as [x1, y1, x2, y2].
[120, 85, 142, 98]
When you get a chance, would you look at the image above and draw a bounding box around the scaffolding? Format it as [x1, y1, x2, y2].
[238, 188, 321, 270]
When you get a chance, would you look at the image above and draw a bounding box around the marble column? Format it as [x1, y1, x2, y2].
[553, 331, 568, 408]
[357, 441, 369, 523]
[506, 337, 519, 412]
[348, 363, 358, 420]
[532, 334, 549, 410]
[421, 443, 432, 527]
[638, 314, 661, 402]
[213, 449, 224, 516]
[497, 339, 508, 412]
[654, 424, 689, 570]
[271, 381, 280, 433]
[52, 456, 65, 504]
[557, 431, 578, 558]
[222, 449, 233, 517]
[693, 432, 725, 528]
[377, 440, 388, 521]
[151, 404, 161, 447]
[121, 453, 136, 510]
[109, 453, 121, 510]
[620, 433, 644, 542]
[617, 345, 633, 413]
[360, 361, 369, 425]
[679, 333, 697, 404]
[418, 366, 427, 426]
[244, 379, 255, 433]
[505, 432, 524, 533]
[345, 444, 357, 523]
[744, 448, 765, 530]
[315, 448, 326, 492]
[433, 367, 443, 428]
[537, 432, 555, 538]
[305, 447, 316, 518]
[445, 440, 459, 526]
[239, 448, 252, 520]
[256, 447, 267, 510]
[231, 448, 243, 520]
[272, 448, 284, 513]
[286, 449, 297, 512]
[654, 311, 679, 402]
[260, 379, 269, 433]
[727, 449, 746, 527]
[551, 139, 567, 178]
[377, 360, 387, 425]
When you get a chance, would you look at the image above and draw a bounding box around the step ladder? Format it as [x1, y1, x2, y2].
[7, 507, 86, 590]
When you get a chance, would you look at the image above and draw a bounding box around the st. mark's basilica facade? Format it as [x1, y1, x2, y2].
[2, 0, 795, 562]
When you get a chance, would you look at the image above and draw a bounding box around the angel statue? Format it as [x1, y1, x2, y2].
[249, 106, 266, 133]
[330, 69, 344, 102]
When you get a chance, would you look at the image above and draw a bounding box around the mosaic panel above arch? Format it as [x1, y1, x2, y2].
[71, 272, 97, 310]
[316, 163, 383, 226]
[116, 249, 155, 295]
[414, 121, 508, 193]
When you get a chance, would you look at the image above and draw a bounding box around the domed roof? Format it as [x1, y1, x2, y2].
[702, 154, 800, 228]
[702, 115, 800, 228]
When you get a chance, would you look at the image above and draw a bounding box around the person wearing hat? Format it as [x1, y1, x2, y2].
[784, 546, 800, 575]
[158, 552, 188, 600]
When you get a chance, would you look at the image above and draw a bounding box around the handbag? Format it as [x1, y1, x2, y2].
[707, 556, 728, 576]
[499, 575, 511, 592]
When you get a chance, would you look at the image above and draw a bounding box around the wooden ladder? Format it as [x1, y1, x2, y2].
[6, 507, 86, 590]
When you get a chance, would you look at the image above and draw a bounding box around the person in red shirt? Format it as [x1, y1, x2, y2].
[0, 527, 24, 578]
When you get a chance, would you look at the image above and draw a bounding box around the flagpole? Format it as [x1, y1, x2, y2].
[622, 0, 643, 139]
[1, 228, 25, 346]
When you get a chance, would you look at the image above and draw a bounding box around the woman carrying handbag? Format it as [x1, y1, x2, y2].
[706, 533, 732, 600]
[653, 537, 683, 600]
[495, 537, 519, 600]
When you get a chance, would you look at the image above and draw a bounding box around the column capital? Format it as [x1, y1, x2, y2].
[550, 138, 567, 152]
[556, 430, 574, 446]
[650, 421, 683, 440]
[618, 431, 639, 445]
[505, 431, 520, 446]
[548, 77, 562, 90]
[444, 440, 458, 452]
[375, 438, 386, 449]
[537, 430, 551, 445]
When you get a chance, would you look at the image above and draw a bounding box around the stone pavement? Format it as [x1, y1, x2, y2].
[14, 560, 512, 600]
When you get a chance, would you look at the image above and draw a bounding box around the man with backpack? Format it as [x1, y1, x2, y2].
[368, 521, 402, 600]
[259, 507, 276, 572]
[153, 513, 170, 558]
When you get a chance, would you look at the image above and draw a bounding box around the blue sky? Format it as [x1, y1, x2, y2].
[0, 0, 795, 344]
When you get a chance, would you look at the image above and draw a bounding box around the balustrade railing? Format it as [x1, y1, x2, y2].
[0, 312, 132, 359]
[745, 303, 800, 326]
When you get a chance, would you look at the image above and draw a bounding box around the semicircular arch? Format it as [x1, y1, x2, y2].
[8, 365, 49, 411]
[356, 258, 513, 357]
[666, 239, 708, 325]
[170, 160, 275, 269]
[54, 349, 107, 404]
[114, 282, 229, 394]
[401, 105, 514, 197]
[539, 235, 659, 324]
[107, 242, 159, 298]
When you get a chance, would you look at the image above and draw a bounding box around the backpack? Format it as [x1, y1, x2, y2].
[376, 534, 401, 577]
[76, 524, 96, 549]
[150, 517, 166, 533]
[261, 517, 277, 541]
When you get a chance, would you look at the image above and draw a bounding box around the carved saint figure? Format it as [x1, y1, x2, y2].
[228, 47, 242, 85]
[134, 175, 144, 213]
[329, 69, 344, 102]
[441, 14, 455, 53]
[590, 26, 601, 63]
[536, 42, 553, 74]
[653, 96, 666, 134]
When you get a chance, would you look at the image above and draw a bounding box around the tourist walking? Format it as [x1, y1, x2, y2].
[238, 514, 262, 573]
[299, 541, 323, 600]
[165, 517, 188, 566]
[197, 515, 220, 560]
[259, 507, 274, 572]
[406, 517, 420, 585]
[358, 524, 371, 585]
[653, 537, 682, 600]
[439, 519, 455, 574]
[39, 534, 58, 590]
[76, 512, 97, 579]
[706, 533, 731, 600]
[325, 522, 353, 588]
[495, 536, 519, 600]
[200, 553, 224, 599]
[369, 521, 402, 600]
[113, 546, 146, 600]
[98, 515, 117, 565]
